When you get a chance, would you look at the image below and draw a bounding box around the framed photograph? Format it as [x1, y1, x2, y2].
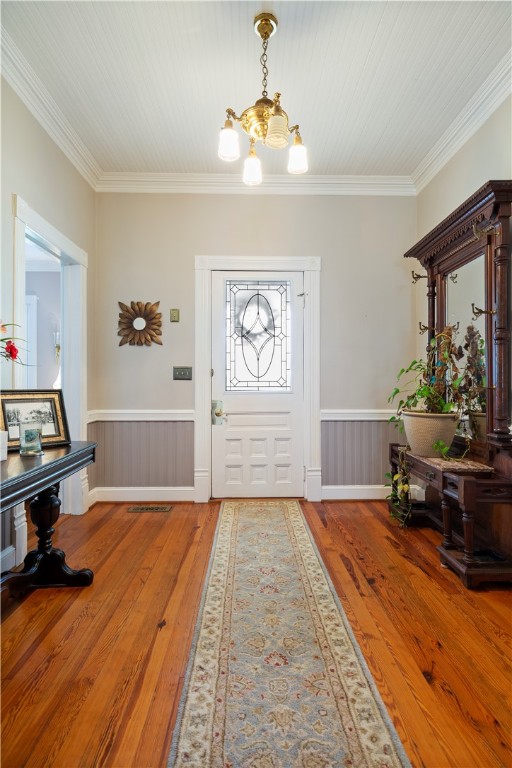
[0, 390, 71, 451]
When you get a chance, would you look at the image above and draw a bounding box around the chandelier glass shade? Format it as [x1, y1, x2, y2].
[218, 13, 308, 185]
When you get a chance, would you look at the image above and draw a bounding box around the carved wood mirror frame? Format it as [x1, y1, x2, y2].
[404, 180, 512, 461]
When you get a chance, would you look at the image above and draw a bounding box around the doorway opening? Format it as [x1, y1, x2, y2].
[12, 196, 88, 516]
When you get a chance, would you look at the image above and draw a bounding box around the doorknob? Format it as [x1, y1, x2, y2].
[212, 400, 227, 424]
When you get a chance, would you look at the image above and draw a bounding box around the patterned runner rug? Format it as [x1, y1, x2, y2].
[168, 500, 411, 767]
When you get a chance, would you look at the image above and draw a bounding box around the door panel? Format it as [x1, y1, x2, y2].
[211, 271, 304, 498]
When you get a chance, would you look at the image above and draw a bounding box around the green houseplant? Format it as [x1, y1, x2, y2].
[386, 324, 472, 525]
[388, 324, 466, 457]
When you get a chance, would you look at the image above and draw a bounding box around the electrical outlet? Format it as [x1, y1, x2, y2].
[170, 308, 180, 322]
[173, 366, 192, 380]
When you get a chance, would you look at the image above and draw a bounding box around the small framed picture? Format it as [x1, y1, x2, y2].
[0, 390, 71, 451]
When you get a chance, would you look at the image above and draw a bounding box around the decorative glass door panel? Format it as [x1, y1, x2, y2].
[226, 280, 291, 391]
[212, 272, 304, 498]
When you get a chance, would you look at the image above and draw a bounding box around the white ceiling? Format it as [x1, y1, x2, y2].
[2, 1, 511, 194]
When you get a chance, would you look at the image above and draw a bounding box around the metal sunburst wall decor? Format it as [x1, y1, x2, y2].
[118, 301, 162, 346]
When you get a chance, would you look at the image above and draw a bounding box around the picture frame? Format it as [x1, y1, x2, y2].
[0, 390, 71, 451]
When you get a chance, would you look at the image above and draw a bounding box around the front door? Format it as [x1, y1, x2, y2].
[211, 271, 304, 498]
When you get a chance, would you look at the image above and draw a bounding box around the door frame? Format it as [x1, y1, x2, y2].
[12, 194, 89, 516]
[194, 256, 321, 502]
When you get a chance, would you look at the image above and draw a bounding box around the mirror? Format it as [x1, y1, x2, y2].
[404, 180, 512, 461]
[446, 255, 485, 340]
[446, 255, 487, 439]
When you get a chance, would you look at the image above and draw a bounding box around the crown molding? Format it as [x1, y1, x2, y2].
[3, 28, 510, 197]
[1, 30, 101, 189]
[95, 172, 416, 196]
[412, 50, 512, 193]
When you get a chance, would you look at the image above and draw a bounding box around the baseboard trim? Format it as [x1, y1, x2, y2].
[321, 485, 389, 500]
[88, 484, 424, 505]
[88, 486, 195, 505]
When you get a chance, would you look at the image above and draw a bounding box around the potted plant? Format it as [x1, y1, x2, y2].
[388, 325, 465, 457]
[385, 446, 413, 525]
[460, 324, 487, 439]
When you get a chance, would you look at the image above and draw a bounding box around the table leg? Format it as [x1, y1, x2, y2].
[441, 496, 455, 549]
[0, 484, 93, 598]
[461, 504, 476, 565]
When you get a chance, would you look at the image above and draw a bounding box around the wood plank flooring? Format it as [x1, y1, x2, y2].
[1, 500, 510, 768]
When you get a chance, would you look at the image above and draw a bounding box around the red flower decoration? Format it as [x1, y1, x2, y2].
[4, 340, 19, 360]
[1, 323, 24, 363]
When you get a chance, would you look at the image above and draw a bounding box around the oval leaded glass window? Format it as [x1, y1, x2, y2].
[225, 280, 291, 391]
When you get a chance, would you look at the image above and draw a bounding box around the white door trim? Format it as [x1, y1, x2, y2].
[194, 256, 321, 502]
[12, 194, 89, 516]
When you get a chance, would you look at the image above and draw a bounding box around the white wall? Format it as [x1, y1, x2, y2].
[3, 78, 509, 421]
[1, 80, 95, 387]
[94, 192, 417, 411]
[417, 96, 512, 238]
[25, 271, 61, 388]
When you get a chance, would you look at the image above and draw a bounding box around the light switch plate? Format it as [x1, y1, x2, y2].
[173, 366, 192, 380]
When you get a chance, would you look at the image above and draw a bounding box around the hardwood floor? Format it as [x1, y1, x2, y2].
[1, 500, 510, 768]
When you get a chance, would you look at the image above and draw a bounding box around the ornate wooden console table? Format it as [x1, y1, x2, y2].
[1, 441, 96, 599]
[389, 443, 512, 588]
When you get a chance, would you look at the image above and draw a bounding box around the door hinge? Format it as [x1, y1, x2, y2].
[297, 292, 306, 308]
[210, 368, 214, 377]
[303, 466, 306, 481]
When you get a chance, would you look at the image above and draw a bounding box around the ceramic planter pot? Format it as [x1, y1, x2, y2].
[402, 410, 459, 457]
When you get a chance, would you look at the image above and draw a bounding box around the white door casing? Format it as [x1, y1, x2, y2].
[194, 256, 321, 503]
[12, 195, 88, 517]
[211, 271, 304, 498]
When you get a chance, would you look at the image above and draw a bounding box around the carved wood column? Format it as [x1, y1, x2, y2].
[491, 205, 511, 442]
[427, 272, 436, 346]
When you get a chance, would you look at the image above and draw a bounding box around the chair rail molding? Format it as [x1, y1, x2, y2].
[321, 409, 395, 421]
[88, 409, 194, 422]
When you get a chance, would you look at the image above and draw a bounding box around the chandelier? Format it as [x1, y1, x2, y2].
[218, 12, 308, 186]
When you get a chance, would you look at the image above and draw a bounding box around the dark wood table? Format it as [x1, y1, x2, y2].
[1, 441, 96, 598]
[389, 443, 512, 588]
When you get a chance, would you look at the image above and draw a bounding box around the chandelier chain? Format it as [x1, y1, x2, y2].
[260, 38, 269, 98]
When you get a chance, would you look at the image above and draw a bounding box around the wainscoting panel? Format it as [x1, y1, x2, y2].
[321, 420, 399, 486]
[87, 421, 194, 488]
[87, 415, 398, 501]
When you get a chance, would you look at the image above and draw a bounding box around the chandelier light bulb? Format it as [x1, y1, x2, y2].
[288, 134, 308, 174]
[265, 96, 290, 149]
[265, 112, 290, 149]
[218, 119, 240, 161]
[243, 143, 262, 186]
